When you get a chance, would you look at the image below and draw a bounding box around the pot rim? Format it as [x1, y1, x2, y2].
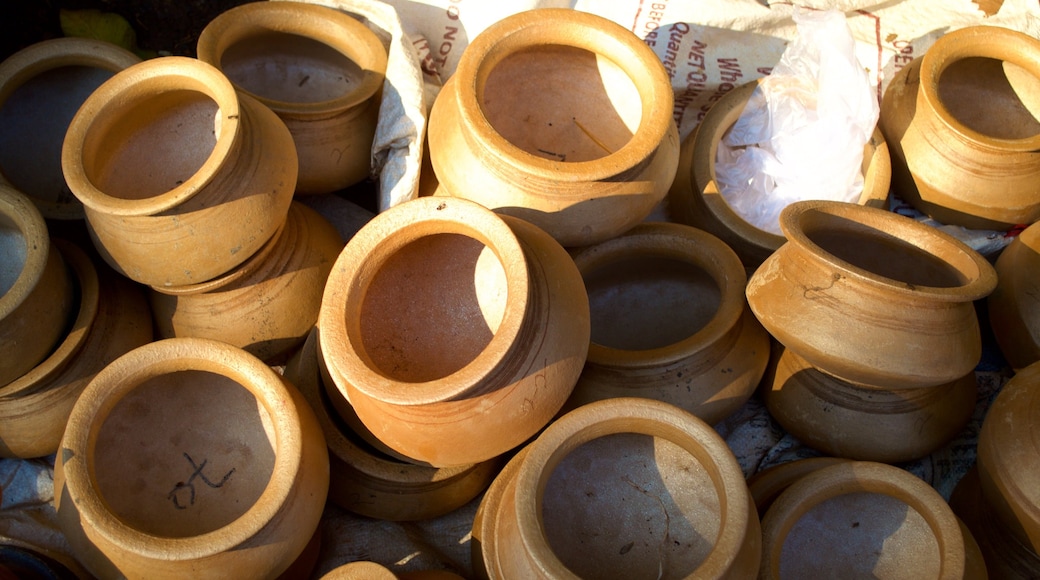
[759, 460, 965, 579]
[0, 186, 52, 319]
[196, 1, 387, 116]
[778, 199, 997, 301]
[512, 397, 753, 578]
[61, 56, 242, 217]
[318, 196, 530, 406]
[453, 7, 674, 183]
[919, 25, 1040, 152]
[59, 337, 303, 560]
[0, 36, 141, 105]
[573, 221, 747, 369]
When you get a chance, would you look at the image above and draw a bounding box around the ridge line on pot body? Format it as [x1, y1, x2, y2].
[745, 199, 996, 389]
[880, 25, 1040, 229]
[428, 8, 680, 247]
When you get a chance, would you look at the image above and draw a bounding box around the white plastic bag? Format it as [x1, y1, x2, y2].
[715, 8, 879, 235]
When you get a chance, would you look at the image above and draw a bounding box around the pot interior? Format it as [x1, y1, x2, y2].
[584, 255, 720, 351]
[93, 370, 276, 538]
[481, 45, 641, 163]
[800, 212, 972, 288]
[778, 492, 940, 578]
[541, 432, 720, 579]
[0, 214, 26, 297]
[220, 32, 364, 104]
[359, 233, 507, 383]
[938, 56, 1040, 140]
[0, 66, 115, 205]
[84, 89, 219, 201]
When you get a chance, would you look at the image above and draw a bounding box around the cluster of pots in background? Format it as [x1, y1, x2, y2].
[0, 1, 1040, 578]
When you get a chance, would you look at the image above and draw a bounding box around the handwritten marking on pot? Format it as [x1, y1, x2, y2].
[167, 452, 236, 510]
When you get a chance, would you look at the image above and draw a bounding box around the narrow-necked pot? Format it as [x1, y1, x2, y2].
[54, 338, 329, 579]
[0, 240, 152, 458]
[760, 343, 976, 463]
[150, 201, 344, 364]
[0, 185, 74, 387]
[319, 196, 590, 467]
[427, 8, 680, 247]
[880, 25, 1040, 229]
[669, 79, 892, 268]
[563, 222, 769, 425]
[760, 461, 965, 579]
[62, 56, 298, 288]
[0, 37, 140, 220]
[472, 397, 760, 579]
[988, 220, 1040, 370]
[284, 328, 501, 521]
[197, 1, 387, 195]
[745, 200, 996, 389]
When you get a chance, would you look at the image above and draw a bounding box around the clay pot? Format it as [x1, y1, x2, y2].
[563, 222, 769, 425]
[0, 240, 152, 458]
[54, 338, 329, 579]
[669, 80, 892, 268]
[745, 200, 997, 389]
[759, 344, 977, 463]
[284, 328, 501, 521]
[472, 397, 760, 579]
[952, 466, 1040, 579]
[150, 201, 344, 364]
[976, 359, 1040, 555]
[0, 185, 75, 387]
[0, 37, 140, 220]
[747, 457, 850, 516]
[319, 196, 590, 467]
[62, 56, 298, 288]
[760, 461, 965, 579]
[197, 1, 387, 195]
[320, 561, 396, 580]
[880, 25, 1040, 230]
[988, 221, 1040, 370]
[427, 8, 680, 247]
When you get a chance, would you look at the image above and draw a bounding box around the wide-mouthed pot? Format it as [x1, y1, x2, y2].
[988, 220, 1040, 370]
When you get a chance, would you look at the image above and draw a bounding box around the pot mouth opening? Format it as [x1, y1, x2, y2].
[515, 398, 750, 578]
[63, 57, 241, 217]
[0, 200, 38, 315]
[922, 27, 1040, 150]
[65, 338, 300, 559]
[781, 201, 995, 299]
[322, 197, 529, 405]
[457, 9, 673, 182]
[197, 2, 387, 115]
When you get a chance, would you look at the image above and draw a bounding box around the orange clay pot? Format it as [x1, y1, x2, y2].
[951, 466, 1039, 579]
[988, 221, 1040, 370]
[428, 8, 679, 247]
[0, 37, 139, 220]
[197, 1, 387, 195]
[562, 222, 769, 426]
[62, 56, 297, 288]
[54, 338, 329, 579]
[319, 196, 590, 467]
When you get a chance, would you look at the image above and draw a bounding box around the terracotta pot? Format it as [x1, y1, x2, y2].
[197, 1, 387, 195]
[284, 328, 501, 521]
[150, 201, 344, 364]
[976, 359, 1040, 555]
[0, 185, 75, 387]
[472, 397, 760, 579]
[320, 561, 397, 580]
[669, 80, 892, 268]
[563, 222, 769, 425]
[952, 466, 1040, 579]
[62, 56, 298, 288]
[760, 461, 965, 579]
[760, 344, 976, 463]
[988, 221, 1040, 370]
[54, 338, 329, 579]
[0, 240, 152, 458]
[745, 200, 997, 389]
[880, 25, 1040, 230]
[427, 8, 680, 247]
[319, 196, 590, 467]
[0, 37, 140, 220]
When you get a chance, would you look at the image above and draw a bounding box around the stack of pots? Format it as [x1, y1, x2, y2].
[747, 199, 998, 463]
